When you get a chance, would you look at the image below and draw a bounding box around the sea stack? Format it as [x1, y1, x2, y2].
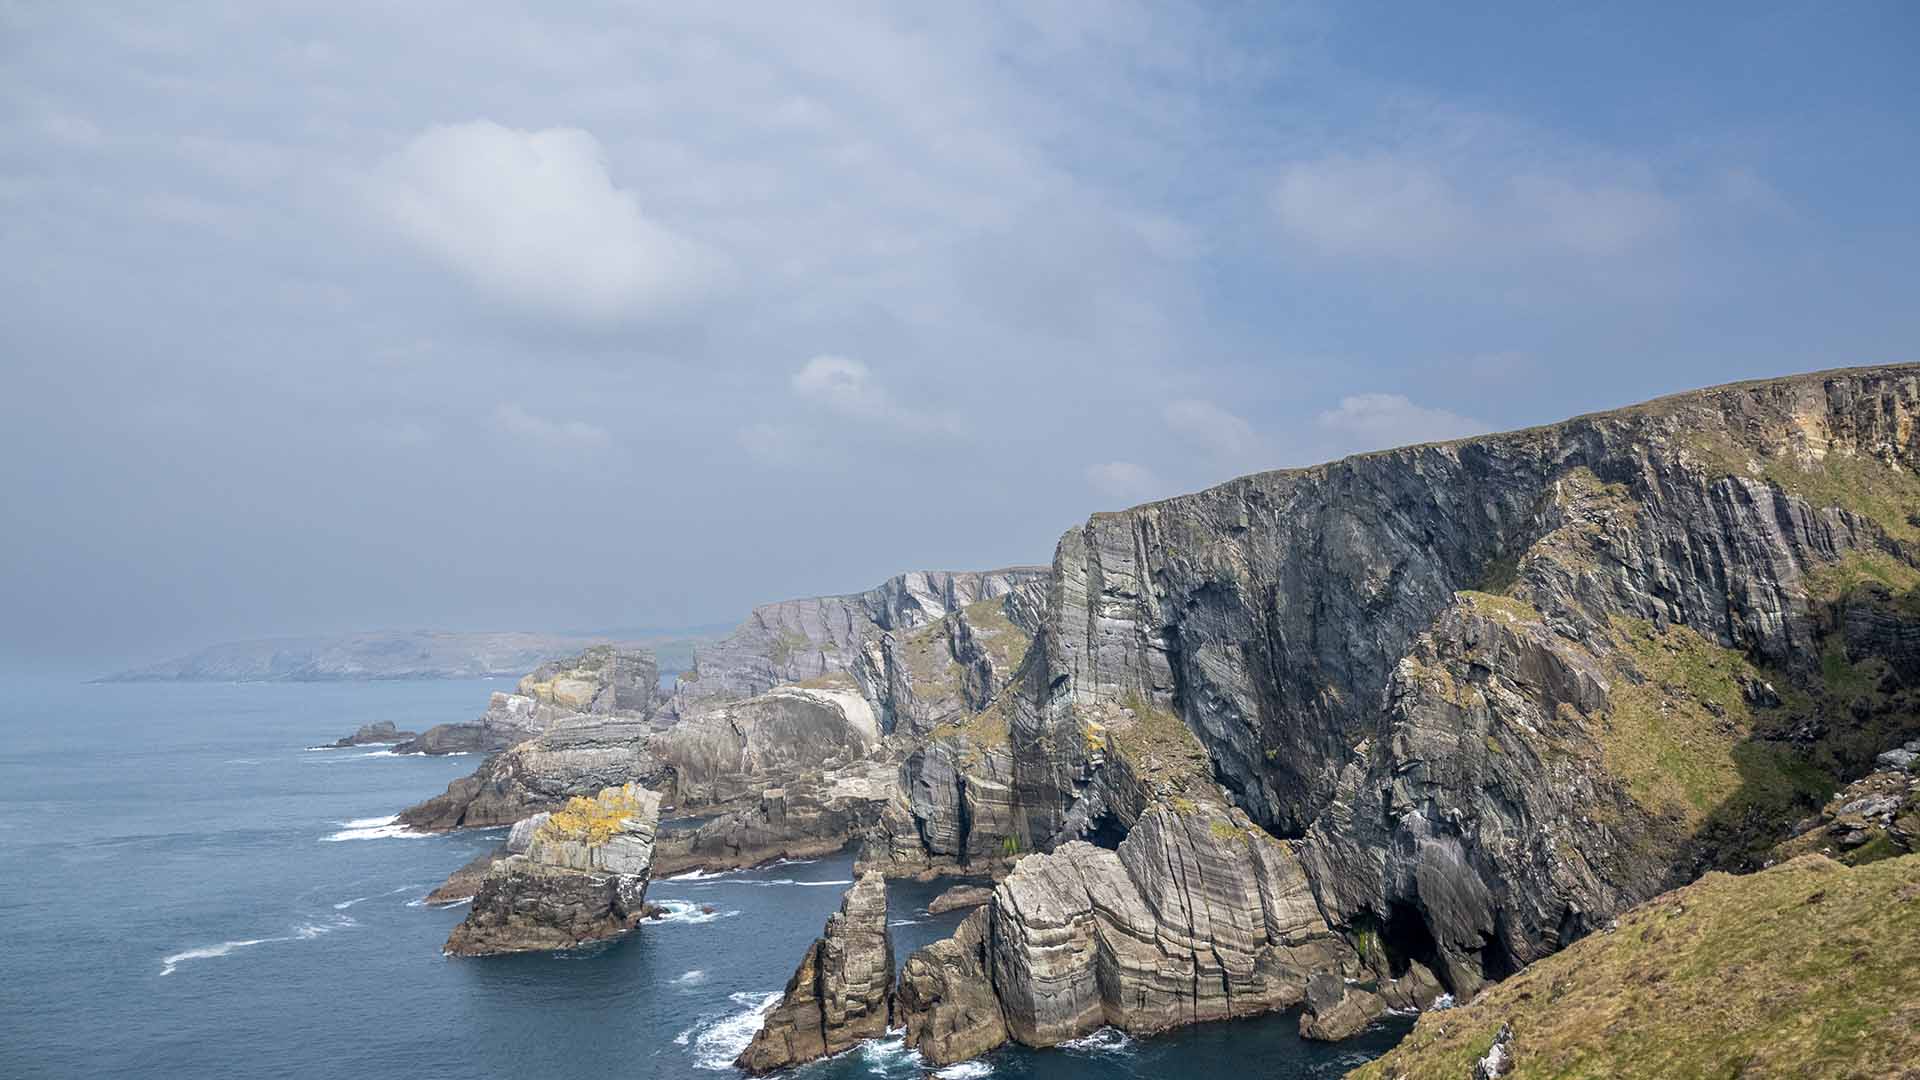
[735, 871, 894, 1074]
[443, 783, 662, 956]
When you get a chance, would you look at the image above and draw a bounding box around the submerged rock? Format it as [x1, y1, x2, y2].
[1298, 971, 1385, 1041]
[736, 871, 894, 1074]
[443, 783, 661, 956]
[926, 883, 993, 914]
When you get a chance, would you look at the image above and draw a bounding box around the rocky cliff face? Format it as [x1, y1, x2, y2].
[670, 567, 1046, 713]
[1012, 365, 1920, 993]
[736, 871, 895, 1074]
[443, 783, 662, 956]
[894, 796, 1356, 1064]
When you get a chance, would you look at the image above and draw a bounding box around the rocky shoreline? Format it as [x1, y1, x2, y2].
[373, 365, 1920, 1075]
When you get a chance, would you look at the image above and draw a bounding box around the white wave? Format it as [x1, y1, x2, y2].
[158, 916, 354, 976]
[333, 896, 369, 910]
[934, 1062, 992, 1079]
[1060, 1027, 1134, 1055]
[321, 815, 428, 842]
[159, 937, 274, 976]
[765, 857, 819, 868]
[673, 969, 707, 984]
[357, 749, 398, 758]
[856, 1033, 927, 1075]
[647, 900, 741, 925]
[1427, 992, 1456, 1011]
[665, 868, 730, 881]
[887, 919, 925, 927]
[794, 878, 854, 887]
[683, 990, 782, 1070]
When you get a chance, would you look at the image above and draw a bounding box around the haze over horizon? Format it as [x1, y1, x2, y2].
[4, 3, 1917, 671]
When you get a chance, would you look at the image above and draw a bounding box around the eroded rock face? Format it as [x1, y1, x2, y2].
[1015, 365, 1920, 996]
[897, 907, 1007, 1065]
[651, 762, 894, 876]
[736, 871, 894, 1074]
[396, 647, 660, 756]
[896, 799, 1355, 1063]
[316, 720, 417, 749]
[399, 712, 667, 830]
[672, 567, 1047, 713]
[444, 783, 662, 956]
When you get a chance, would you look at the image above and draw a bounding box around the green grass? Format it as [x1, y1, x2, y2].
[1599, 617, 1829, 834]
[1349, 853, 1920, 1080]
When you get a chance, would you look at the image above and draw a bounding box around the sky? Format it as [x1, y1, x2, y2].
[3, 2, 1917, 670]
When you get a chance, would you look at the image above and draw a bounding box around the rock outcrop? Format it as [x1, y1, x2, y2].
[397, 646, 661, 756]
[926, 883, 992, 914]
[314, 720, 417, 749]
[897, 906, 1008, 1065]
[736, 871, 894, 1074]
[1774, 736, 1919, 865]
[895, 798, 1355, 1064]
[671, 567, 1046, 713]
[443, 783, 662, 956]
[651, 761, 894, 876]
[399, 711, 668, 830]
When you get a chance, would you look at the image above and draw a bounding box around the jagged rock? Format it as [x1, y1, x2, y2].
[927, 884, 993, 914]
[853, 587, 1044, 737]
[651, 763, 893, 876]
[737, 871, 894, 1074]
[661, 686, 879, 806]
[1298, 971, 1386, 1041]
[897, 800, 1353, 1058]
[897, 907, 1008, 1066]
[1019, 365, 1920, 998]
[397, 647, 660, 756]
[399, 712, 667, 830]
[316, 720, 417, 749]
[444, 784, 661, 956]
[672, 567, 1046, 714]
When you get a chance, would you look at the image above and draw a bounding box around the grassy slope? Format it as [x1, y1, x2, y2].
[1349, 853, 1920, 1080]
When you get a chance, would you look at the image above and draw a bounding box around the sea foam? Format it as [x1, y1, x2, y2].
[321, 815, 427, 842]
[680, 990, 782, 1070]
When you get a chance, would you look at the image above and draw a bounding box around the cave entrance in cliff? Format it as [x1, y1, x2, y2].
[1084, 811, 1127, 851]
[1382, 901, 1443, 983]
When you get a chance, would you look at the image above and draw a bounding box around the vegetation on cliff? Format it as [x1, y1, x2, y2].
[1349, 853, 1920, 1080]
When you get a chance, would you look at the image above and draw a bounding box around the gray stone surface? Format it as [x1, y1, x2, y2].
[737, 871, 894, 1074]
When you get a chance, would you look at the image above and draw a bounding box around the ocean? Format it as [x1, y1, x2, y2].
[0, 677, 1410, 1079]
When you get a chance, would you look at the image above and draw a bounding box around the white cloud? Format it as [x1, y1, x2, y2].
[789, 355, 958, 434]
[1316, 393, 1485, 452]
[1271, 149, 1678, 265]
[494, 403, 611, 451]
[1085, 461, 1162, 503]
[1164, 398, 1264, 463]
[365, 121, 714, 324]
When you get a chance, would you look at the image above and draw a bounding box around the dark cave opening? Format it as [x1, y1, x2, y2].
[1084, 811, 1128, 851]
[1382, 901, 1443, 982]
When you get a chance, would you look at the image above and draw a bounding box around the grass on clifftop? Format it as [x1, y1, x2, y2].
[1349, 852, 1920, 1080]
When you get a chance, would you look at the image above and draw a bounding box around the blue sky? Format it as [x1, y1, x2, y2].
[2, 1, 1916, 666]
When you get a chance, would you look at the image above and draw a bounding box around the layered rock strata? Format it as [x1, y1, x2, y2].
[895, 798, 1355, 1064]
[397, 646, 660, 756]
[672, 567, 1046, 713]
[736, 871, 894, 1074]
[1013, 365, 1920, 998]
[443, 783, 662, 956]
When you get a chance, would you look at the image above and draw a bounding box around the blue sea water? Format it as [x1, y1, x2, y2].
[0, 678, 1411, 1079]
